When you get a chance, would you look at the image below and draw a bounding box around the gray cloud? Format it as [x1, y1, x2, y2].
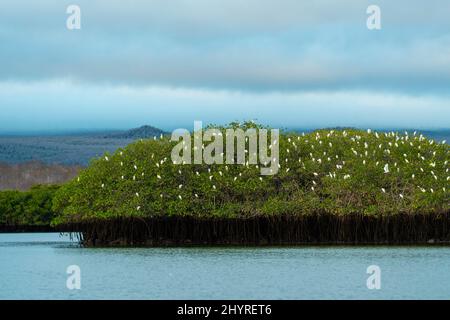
[1, 0, 450, 93]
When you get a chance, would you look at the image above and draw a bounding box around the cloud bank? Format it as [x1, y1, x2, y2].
[0, 0, 449, 130]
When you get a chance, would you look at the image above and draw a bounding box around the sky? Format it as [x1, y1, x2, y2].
[0, 0, 449, 132]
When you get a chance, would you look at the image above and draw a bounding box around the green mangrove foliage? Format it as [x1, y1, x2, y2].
[53, 123, 449, 225]
[0, 184, 60, 226]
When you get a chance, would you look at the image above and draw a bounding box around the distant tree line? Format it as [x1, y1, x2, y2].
[0, 161, 81, 191]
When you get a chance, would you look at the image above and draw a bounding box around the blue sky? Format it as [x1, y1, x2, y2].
[0, 0, 449, 132]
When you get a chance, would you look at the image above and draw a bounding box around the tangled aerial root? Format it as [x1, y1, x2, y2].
[58, 212, 450, 246]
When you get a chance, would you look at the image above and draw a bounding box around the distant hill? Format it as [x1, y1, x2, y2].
[104, 125, 167, 139]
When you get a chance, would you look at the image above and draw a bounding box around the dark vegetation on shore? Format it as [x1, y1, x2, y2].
[0, 125, 166, 166]
[0, 185, 60, 228]
[0, 135, 132, 166]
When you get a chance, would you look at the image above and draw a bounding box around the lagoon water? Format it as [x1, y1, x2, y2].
[1, 233, 450, 299]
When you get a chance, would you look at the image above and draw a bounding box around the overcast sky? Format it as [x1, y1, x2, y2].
[1, 0, 449, 132]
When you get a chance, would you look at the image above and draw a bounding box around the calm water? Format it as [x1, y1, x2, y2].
[1, 233, 450, 300]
